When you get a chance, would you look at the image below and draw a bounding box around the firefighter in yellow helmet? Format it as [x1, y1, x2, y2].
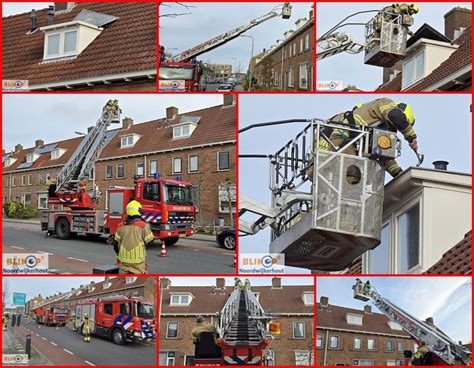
[320, 98, 417, 178]
[192, 315, 221, 358]
[2, 313, 8, 331]
[112, 200, 154, 274]
[82, 313, 93, 342]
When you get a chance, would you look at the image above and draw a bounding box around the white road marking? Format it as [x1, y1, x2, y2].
[64, 349, 74, 355]
[38, 251, 54, 256]
[10, 246, 24, 250]
[222, 252, 234, 256]
[35, 333, 40, 336]
[50, 342, 57, 346]
[192, 249, 200, 252]
[67, 257, 88, 263]
[42, 337, 47, 341]
[84, 360, 95, 366]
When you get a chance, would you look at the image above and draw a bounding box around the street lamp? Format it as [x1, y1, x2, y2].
[240, 35, 254, 91]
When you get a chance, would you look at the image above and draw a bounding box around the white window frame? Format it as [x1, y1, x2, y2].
[346, 313, 363, 325]
[44, 29, 78, 59]
[292, 321, 305, 339]
[105, 165, 113, 179]
[136, 161, 145, 177]
[21, 193, 31, 206]
[117, 163, 125, 179]
[402, 50, 425, 88]
[305, 34, 310, 50]
[299, 63, 308, 89]
[172, 157, 182, 174]
[316, 334, 323, 349]
[27, 174, 32, 186]
[292, 43, 296, 55]
[329, 335, 339, 349]
[188, 155, 199, 173]
[21, 175, 26, 186]
[397, 341, 404, 353]
[302, 292, 314, 305]
[367, 338, 375, 350]
[386, 340, 393, 352]
[169, 294, 192, 306]
[120, 134, 140, 148]
[299, 38, 303, 53]
[51, 149, 62, 160]
[395, 200, 421, 273]
[354, 337, 362, 350]
[37, 192, 49, 210]
[217, 151, 230, 171]
[166, 321, 179, 339]
[288, 66, 295, 88]
[26, 153, 38, 163]
[354, 360, 375, 366]
[149, 160, 158, 176]
[160, 351, 176, 366]
[368, 221, 391, 274]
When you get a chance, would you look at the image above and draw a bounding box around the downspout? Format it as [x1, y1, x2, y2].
[281, 45, 284, 91]
[323, 329, 329, 366]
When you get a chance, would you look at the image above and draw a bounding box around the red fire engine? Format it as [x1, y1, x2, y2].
[41, 100, 195, 245]
[75, 295, 156, 345]
[33, 305, 69, 327]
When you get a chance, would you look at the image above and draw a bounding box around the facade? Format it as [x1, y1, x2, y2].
[206, 63, 233, 82]
[2, 2, 156, 91]
[317, 297, 415, 366]
[377, 7, 471, 91]
[159, 277, 314, 366]
[3, 96, 237, 227]
[253, 7, 314, 92]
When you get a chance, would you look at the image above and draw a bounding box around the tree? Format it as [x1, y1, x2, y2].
[259, 56, 274, 91]
[219, 179, 236, 227]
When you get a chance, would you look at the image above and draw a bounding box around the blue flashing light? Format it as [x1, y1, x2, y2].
[153, 172, 161, 179]
[176, 176, 182, 181]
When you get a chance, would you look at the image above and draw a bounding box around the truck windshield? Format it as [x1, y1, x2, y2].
[160, 66, 194, 80]
[53, 308, 68, 314]
[136, 302, 154, 318]
[164, 184, 193, 205]
[143, 182, 160, 202]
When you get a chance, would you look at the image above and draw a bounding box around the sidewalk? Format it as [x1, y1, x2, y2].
[2, 327, 52, 365]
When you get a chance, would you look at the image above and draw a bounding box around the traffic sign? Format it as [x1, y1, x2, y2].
[12, 293, 26, 306]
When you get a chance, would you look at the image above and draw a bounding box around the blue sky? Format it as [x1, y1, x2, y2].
[317, 2, 472, 90]
[160, 2, 313, 72]
[2, 2, 50, 16]
[317, 276, 472, 343]
[238, 94, 472, 273]
[162, 276, 313, 287]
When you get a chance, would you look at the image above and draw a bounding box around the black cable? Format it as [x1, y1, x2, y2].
[319, 9, 379, 40]
[239, 154, 272, 158]
[238, 119, 310, 134]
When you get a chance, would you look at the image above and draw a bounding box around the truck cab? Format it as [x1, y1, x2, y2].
[159, 61, 202, 92]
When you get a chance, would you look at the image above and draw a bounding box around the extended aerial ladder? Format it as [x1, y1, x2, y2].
[353, 279, 471, 365]
[49, 99, 120, 210]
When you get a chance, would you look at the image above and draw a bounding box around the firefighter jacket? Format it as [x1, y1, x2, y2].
[114, 217, 154, 264]
[192, 322, 218, 344]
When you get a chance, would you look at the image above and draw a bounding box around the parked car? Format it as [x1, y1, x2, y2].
[216, 84, 234, 92]
[216, 227, 236, 250]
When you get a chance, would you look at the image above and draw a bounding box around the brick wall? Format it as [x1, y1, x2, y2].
[444, 7, 472, 40]
[316, 329, 415, 366]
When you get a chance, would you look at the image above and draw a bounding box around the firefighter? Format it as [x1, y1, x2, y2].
[323, 98, 417, 178]
[112, 200, 154, 274]
[243, 279, 251, 290]
[72, 313, 78, 331]
[2, 313, 8, 331]
[192, 316, 219, 346]
[82, 314, 93, 342]
[412, 341, 430, 365]
[234, 277, 242, 289]
[363, 280, 371, 294]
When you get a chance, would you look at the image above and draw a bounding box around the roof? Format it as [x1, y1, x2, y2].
[161, 285, 314, 315]
[424, 231, 472, 274]
[317, 303, 411, 337]
[406, 23, 451, 48]
[3, 103, 235, 173]
[2, 2, 156, 86]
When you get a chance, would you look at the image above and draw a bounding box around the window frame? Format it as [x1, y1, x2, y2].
[367, 338, 375, 351]
[169, 294, 192, 306]
[166, 321, 179, 339]
[316, 334, 323, 349]
[117, 163, 125, 179]
[395, 200, 421, 273]
[37, 192, 49, 210]
[329, 335, 340, 350]
[188, 155, 199, 173]
[386, 340, 393, 352]
[217, 151, 230, 171]
[172, 157, 182, 174]
[105, 165, 113, 179]
[136, 161, 145, 177]
[149, 160, 158, 176]
[402, 50, 425, 88]
[292, 321, 305, 339]
[354, 337, 362, 351]
[299, 63, 308, 90]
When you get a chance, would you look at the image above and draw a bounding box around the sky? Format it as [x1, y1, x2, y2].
[238, 94, 472, 273]
[2, 2, 51, 16]
[160, 2, 313, 72]
[162, 276, 313, 287]
[2, 94, 223, 151]
[317, 2, 472, 90]
[317, 276, 472, 343]
[3, 276, 105, 308]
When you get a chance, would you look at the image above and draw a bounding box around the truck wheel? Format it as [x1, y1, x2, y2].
[164, 237, 179, 246]
[112, 328, 126, 345]
[55, 218, 72, 240]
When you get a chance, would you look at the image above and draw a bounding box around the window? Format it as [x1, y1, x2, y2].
[26, 153, 38, 163]
[21, 193, 31, 206]
[397, 342, 404, 353]
[299, 38, 303, 53]
[305, 34, 310, 50]
[288, 66, 295, 87]
[47, 34, 60, 55]
[299, 63, 308, 89]
[367, 339, 375, 350]
[121, 134, 140, 148]
[119, 303, 130, 315]
[166, 322, 179, 339]
[117, 164, 125, 178]
[354, 360, 374, 366]
[354, 337, 362, 350]
[51, 149, 61, 159]
[302, 292, 314, 305]
[218, 183, 236, 213]
[170, 294, 191, 306]
[293, 43, 296, 55]
[11, 176, 16, 187]
[218, 151, 230, 171]
[21, 175, 26, 186]
[160, 352, 176, 366]
[27, 174, 32, 186]
[172, 157, 182, 174]
[184, 356, 194, 366]
[389, 321, 403, 330]
[150, 160, 157, 176]
[346, 314, 363, 325]
[143, 182, 160, 202]
[38, 193, 48, 210]
[4, 157, 16, 167]
[64, 30, 77, 53]
[369, 223, 390, 273]
[136, 161, 144, 177]
[293, 322, 305, 338]
[173, 123, 196, 139]
[329, 336, 339, 349]
[189, 156, 199, 173]
[264, 349, 275, 366]
[294, 350, 312, 365]
[104, 303, 113, 315]
[105, 165, 113, 179]
[386, 340, 393, 352]
[402, 51, 425, 87]
[397, 204, 420, 272]
[415, 52, 424, 80]
[316, 335, 323, 349]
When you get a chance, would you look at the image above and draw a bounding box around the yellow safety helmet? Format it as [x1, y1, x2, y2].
[84, 313, 88, 318]
[397, 102, 415, 125]
[410, 4, 419, 13]
[126, 200, 143, 217]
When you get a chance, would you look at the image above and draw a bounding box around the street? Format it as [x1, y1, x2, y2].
[3, 221, 235, 274]
[2, 318, 155, 366]
[202, 83, 244, 92]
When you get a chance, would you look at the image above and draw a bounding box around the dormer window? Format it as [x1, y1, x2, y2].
[302, 292, 314, 306]
[388, 321, 403, 330]
[346, 313, 363, 325]
[26, 153, 40, 163]
[4, 157, 17, 167]
[103, 281, 112, 289]
[173, 123, 196, 139]
[121, 134, 141, 148]
[51, 148, 66, 160]
[402, 50, 425, 88]
[170, 293, 193, 306]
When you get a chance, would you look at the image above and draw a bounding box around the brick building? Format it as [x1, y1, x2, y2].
[3, 96, 236, 227]
[159, 277, 314, 366]
[377, 7, 471, 91]
[2, 2, 156, 91]
[206, 63, 233, 82]
[253, 7, 314, 91]
[317, 297, 415, 366]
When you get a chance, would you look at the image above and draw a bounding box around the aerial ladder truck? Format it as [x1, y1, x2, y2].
[32, 292, 71, 327]
[42, 100, 196, 245]
[159, 3, 292, 91]
[193, 285, 280, 365]
[353, 279, 471, 365]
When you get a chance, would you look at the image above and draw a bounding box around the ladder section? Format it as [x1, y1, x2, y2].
[317, 32, 365, 61]
[224, 290, 261, 345]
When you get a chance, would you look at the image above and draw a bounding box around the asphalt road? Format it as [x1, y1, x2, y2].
[17, 319, 155, 366]
[3, 222, 235, 274]
[202, 83, 244, 91]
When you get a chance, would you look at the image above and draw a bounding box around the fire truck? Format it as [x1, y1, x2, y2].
[75, 295, 156, 345]
[193, 285, 280, 366]
[41, 100, 196, 245]
[159, 3, 292, 91]
[33, 305, 69, 327]
[353, 279, 471, 365]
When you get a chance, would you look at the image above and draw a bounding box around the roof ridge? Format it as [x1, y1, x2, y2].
[2, 6, 50, 19]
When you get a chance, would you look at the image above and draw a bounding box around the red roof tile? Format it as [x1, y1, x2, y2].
[2, 2, 156, 85]
[424, 231, 472, 274]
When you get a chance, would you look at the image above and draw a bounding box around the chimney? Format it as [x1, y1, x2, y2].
[283, 30, 294, 39]
[320, 296, 329, 307]
[364, 305, 372, 314]
[30, 9, 37, 32]
[309, 8, 314, 19]
[166, 106, 178, 120]
[425, 317, 434, 325]
[295, 18, 307, 29]
[14, 144, 23, 153]
[223, 94, 234, 107]
[87, 126, 94, 134]
[433, 160, 449, 171]
[35, 139, 44, 148]
[444, 7, 471, 40]
[271, 277, 282, 289]
[90, 281, 95, 285]
[54, 2, 70, 11]
[211, 285, 216, 295]
[104, 276, 109, 282]
[216, 278, 225, 289]
[122, 117, 134, 130]
[47, 5, 54, 26]
[160, 277, 171, 289]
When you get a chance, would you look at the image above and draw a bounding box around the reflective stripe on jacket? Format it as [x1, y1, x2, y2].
[115, 220, 154, 264]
